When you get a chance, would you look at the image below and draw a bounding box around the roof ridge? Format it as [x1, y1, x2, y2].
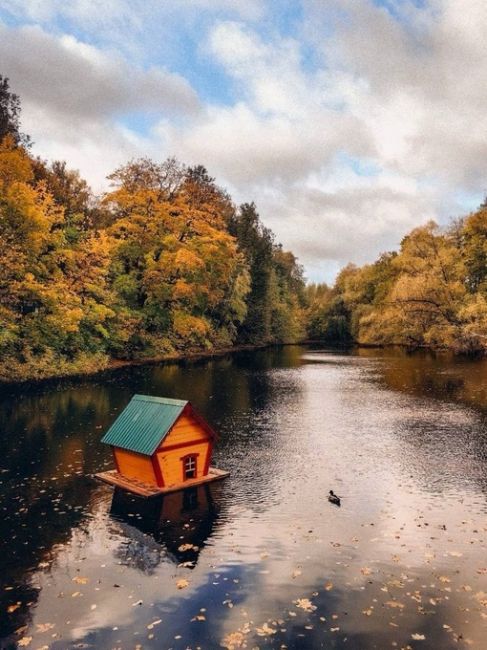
[133, 394, 188, 406]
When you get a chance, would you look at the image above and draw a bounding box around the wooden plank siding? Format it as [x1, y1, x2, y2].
[156, 440, 211, 487]
[113, 448, 157, 486]
[159, 412, 210, 449]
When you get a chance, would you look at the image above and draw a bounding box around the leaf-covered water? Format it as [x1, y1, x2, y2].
[1, 346, 486, 649]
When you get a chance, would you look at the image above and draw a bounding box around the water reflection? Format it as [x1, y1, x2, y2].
[1, 345, 487, 648]
[110, 485, 223, 571]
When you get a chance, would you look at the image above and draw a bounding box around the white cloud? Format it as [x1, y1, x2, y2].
[0, 23, 199, 118]
[2, 1, 487, 281]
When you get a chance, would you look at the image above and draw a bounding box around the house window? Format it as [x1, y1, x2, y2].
[183, 455, 197, 480]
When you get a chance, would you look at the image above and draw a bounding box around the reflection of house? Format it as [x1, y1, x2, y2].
[97, 395, 228, 496]
[110, 484, 222, 570]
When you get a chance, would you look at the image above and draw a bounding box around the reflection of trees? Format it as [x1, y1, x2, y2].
[354, 347, 487, 496]
[357, 346, 487, 412]
[0, 385, 120, 642]
[0, 345, 303, 644]
[110, 484, 223, 572]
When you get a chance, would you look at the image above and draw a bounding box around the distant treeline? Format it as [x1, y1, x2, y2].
[0, 76, 306, 381]
[306, 208, 487, 354]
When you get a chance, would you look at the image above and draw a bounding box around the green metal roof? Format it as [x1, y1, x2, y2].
[101, 394, 188, 456]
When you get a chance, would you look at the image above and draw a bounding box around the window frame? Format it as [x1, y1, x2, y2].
[181, 453, 199, 481]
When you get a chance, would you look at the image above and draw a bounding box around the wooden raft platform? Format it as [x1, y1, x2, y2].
[94, 467, 229, 498]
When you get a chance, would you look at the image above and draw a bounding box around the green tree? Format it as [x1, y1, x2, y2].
[0, 75, 30, 148]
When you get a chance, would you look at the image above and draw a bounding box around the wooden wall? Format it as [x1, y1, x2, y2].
[155, 409, 212, 487]
[155, 440, 210, 488]
[159, 412, 209, 449]
[113, 448, 157, 486]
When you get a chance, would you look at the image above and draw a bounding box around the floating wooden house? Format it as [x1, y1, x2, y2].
[95, 395, 228, 497]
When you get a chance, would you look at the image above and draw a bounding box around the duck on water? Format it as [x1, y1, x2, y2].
[328, 490, 341, 506]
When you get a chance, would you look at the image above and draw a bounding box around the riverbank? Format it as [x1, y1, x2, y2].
[2, 339, 485, 388]
[0, 343, 270, 387]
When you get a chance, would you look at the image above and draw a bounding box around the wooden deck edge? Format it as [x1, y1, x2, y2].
[94, 466, 229, 498]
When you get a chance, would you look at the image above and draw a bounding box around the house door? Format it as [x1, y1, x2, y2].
[182, 455, 197, 480]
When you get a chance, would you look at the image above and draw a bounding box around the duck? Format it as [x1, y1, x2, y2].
[328, 490, 341, 506]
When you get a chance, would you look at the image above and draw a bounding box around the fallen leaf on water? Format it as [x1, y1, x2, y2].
[72, 577, 88, 584]
[361, 567, 372, 576]
[438, 576, 450, 584]
[7, 603, 20, 614]
[18, 638, 32, 647]
[256, 623, 276, 636]
[221, 631, 244, 649]
[35, 623, 55, 633]
[176, 579, 189, 590]
[362, 609, 373, 616]
[411, 633, 426, 640]
[295, 598, 316, 612]
[385, 601, 405, 609]
[474, 591, 487, 606]
[191, 615, 206, 622]
[325, 582, 333, 591]
[292, 570, 302, 579]
[147, 619, 162, 630]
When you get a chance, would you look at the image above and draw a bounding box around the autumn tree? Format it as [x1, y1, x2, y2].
[0, 136, 114, 380]
[104, 158, 250, 356]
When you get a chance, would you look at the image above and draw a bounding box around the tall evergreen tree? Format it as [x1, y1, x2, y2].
[0, 75, 30, 148]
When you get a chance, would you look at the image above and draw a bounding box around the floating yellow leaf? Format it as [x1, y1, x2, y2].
[35, 623, 55, 633]
[295, 598, 316, 612]
[221, 631, 244, 649]
[176, 579, 189, 589]
[385, 600, 405, 609]
[256, 623, 276, 636]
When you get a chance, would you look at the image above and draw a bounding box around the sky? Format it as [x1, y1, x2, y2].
[0, 0, 486, 282]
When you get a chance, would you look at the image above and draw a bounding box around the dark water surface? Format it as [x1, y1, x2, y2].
[1, 346, 487, 649]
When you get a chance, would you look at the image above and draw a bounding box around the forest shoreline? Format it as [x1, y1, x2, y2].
[0, 342, 270, 388]
[3, 339, 485, 389]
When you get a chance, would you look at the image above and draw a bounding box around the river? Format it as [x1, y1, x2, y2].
[0, 346, 486, 649]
